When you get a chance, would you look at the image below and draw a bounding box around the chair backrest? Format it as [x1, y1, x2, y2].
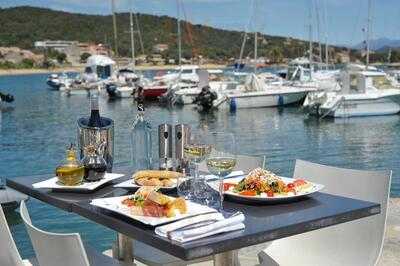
[265, 160, 391, 266]
[20, 201, 90, 266]
[0, 205, 25, 266]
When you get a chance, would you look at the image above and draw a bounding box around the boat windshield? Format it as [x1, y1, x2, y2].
[372, 76, 393, 89]
[287, 66, 298, 80]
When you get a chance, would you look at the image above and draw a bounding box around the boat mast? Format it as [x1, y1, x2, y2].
[238, 0, 255, 69]
[176, 0, 182, 68]
[323, 0, 329, 69]
[314, 0, 323, 63]
[129, 3, 135, 68]
[308, 0, 313, 75]
[253, 0, 258, 74]
[366, 0, 372, 68]
[111, 0, 119, 57]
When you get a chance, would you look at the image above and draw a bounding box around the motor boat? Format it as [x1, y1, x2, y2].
[105, 68, 140, 99]
[303, 66, 400, 118]
[212, 73, 319, 111]
[0, 91, 14, 108]
[46, 73, 71, 90]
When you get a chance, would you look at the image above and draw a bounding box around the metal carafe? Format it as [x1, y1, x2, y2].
[77, 117, 114, 171]
[175, 124, 191, 172]
[158, 124, 173, 170]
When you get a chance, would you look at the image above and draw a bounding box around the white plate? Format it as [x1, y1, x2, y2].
[114, 178, 177, 191]
[32, 173, 125, 191]
[90, 196, 217, 226]
[210, 176, 324, 203]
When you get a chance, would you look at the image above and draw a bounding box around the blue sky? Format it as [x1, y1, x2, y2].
[1, 0, 399, 46]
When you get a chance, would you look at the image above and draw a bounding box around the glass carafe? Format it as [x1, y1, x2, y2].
[82, 144, 107, 182]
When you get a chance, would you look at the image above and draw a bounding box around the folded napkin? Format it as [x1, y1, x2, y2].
[204, 170, 244, 181]
[155, 212, 245, 243]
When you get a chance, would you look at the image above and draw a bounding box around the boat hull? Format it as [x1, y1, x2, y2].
[223, 91, 308, 109]
[143, 86, 168, 100]
[320, 96, 400, 117]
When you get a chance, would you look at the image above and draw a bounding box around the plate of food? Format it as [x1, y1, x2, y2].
[91, 187, 216, 226]
[114, 170, 183, 191]
[210, 168, 324, 203]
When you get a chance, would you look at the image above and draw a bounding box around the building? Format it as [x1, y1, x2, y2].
[34, 40, 111, 65]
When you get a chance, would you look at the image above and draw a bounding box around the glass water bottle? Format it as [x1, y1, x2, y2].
[130, 104, 152, 171]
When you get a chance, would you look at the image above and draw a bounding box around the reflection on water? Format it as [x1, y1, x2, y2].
[1, 73, 400, 258]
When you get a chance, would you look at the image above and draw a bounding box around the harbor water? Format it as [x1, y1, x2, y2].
[1, 72, 400, 258]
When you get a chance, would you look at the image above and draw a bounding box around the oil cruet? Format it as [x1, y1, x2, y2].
[55, 144, 85, 186]
[82, 142, 107, 182]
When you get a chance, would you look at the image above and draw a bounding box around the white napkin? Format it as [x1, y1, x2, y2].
[204, 170, 244, 180]
[155, 212, 245, 243]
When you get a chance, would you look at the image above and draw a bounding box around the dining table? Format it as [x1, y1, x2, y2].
[6, 157, 381, 266]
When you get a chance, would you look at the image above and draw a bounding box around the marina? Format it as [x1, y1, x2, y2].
[1, 72, 400, 263]
[1, 0, 400, 265]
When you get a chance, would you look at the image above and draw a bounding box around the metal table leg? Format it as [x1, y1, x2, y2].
[213, 250, 240, 266]
[112, 233, 135, 265]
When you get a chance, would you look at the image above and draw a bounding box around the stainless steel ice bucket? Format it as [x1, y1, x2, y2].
[77, 117, 114, 171]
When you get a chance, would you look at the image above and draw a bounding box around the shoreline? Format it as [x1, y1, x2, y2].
[0, 64, 228, 76]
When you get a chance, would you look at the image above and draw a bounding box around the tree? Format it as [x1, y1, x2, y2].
[80, 52, 91, 63]
[56, 53, 67, 64]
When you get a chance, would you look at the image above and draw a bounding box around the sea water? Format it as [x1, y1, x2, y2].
[1, 71, 399, 258]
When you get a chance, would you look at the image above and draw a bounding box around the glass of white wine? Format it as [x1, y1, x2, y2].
[180, 131, 212, 200]
[206, 132, 236, 210]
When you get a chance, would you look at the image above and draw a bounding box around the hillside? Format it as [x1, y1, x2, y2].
[0, 6, 350, 63]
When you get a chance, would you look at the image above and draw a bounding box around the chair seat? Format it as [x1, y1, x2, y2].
[22, 258, 39, 266]
[85, 245, 126, 266]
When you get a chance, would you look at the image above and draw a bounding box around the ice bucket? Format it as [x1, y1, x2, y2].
[77, 117, 114, 171]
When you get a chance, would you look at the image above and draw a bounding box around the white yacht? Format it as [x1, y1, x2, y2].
[303, 66, 400, 118]
[105, 68, 140, 99]
[60, 55, 115, 96]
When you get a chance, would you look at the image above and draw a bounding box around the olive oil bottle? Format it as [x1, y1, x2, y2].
[56, 144, 85, 186]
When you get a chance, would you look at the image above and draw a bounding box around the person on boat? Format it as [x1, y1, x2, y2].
[193, 85, 217, 112]
[133, 86, 145, 104]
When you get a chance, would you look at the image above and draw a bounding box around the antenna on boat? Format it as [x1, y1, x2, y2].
[111, 0, 119, 58]
[129, 1, 135, 69]
[176, 0, 182, 68]
[366, 0, 372, 68]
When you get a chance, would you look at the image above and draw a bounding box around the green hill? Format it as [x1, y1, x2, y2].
[0, 6, 350, 62]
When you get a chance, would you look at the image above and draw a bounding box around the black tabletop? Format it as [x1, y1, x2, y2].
[6, 166, 381, 261]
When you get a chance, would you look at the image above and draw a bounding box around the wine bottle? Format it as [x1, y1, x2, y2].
[87, 94, 102, 127]
[130, 104, 152, 171]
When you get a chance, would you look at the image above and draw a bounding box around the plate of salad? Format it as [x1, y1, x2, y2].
[212, 168, 324, 203]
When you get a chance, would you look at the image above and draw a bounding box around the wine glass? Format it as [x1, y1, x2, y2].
[206, 132, 237, 210]
[178, 131, 211, 200]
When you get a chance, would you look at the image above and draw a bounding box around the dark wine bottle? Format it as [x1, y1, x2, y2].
[88, 94, 102, 127]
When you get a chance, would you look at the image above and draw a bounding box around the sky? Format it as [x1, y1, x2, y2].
[1, 0, 399, 46]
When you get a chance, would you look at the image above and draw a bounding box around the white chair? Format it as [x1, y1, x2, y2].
[258, 159, 392, 266]
[20, 200, 124, 266]
[0, 204, 37, 266]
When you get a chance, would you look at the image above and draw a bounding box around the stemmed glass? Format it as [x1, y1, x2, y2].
[206, 132, 237, 210]
[178, 131, 212, 200]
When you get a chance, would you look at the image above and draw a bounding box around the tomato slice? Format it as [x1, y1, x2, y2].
[287, 183, 295, 189]
[266, 191, 274, 197]
[223, 183, 235, 191]
[239, 190, 257, 196]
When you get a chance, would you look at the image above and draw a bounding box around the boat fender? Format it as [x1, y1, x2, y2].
[278, 95, 284, 106]
[230, 98, 237, 112]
